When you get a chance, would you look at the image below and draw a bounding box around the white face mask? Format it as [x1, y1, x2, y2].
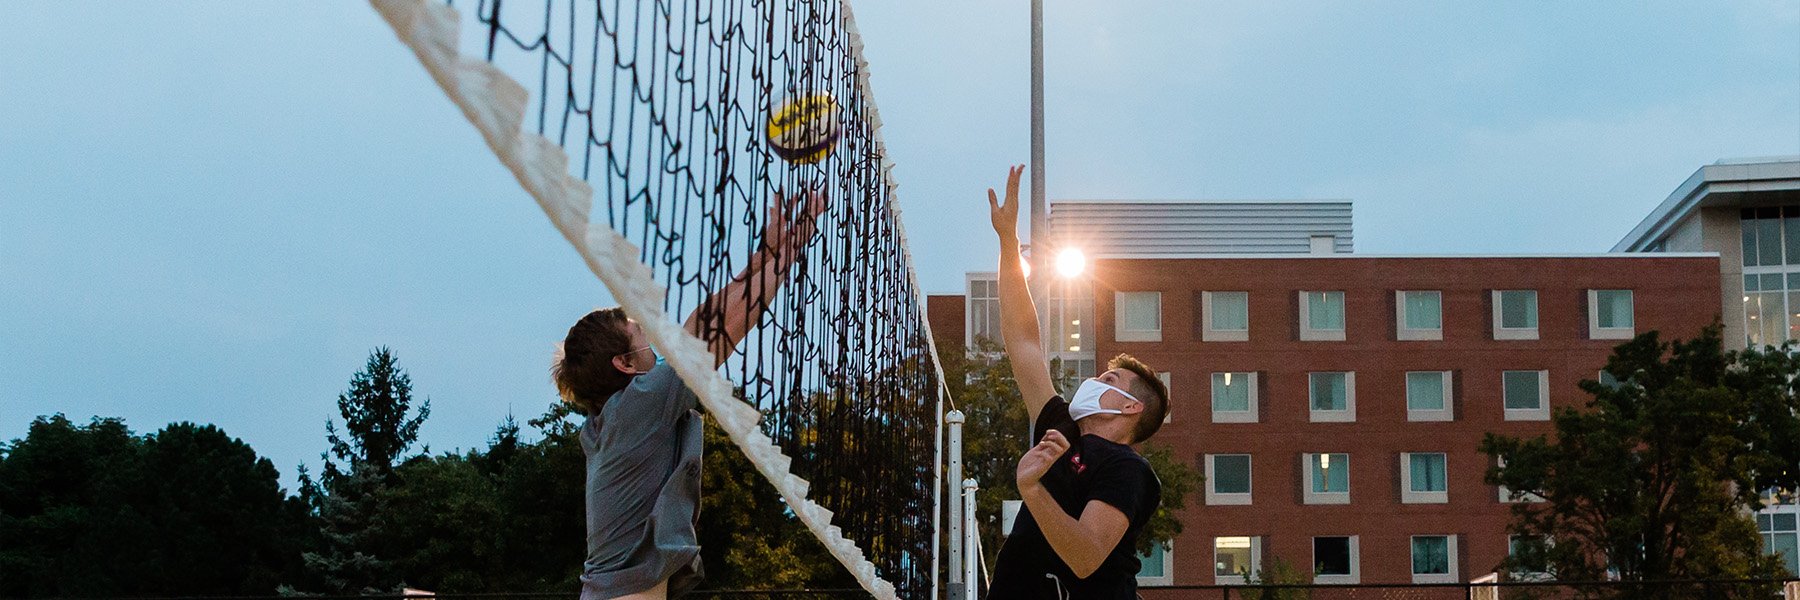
[1069, 378, 1139, 421]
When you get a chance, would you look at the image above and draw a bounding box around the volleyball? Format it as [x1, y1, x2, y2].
[766, 93, 841, 164]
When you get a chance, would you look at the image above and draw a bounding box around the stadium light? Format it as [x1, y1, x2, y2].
[1056, 248, 1085, 278]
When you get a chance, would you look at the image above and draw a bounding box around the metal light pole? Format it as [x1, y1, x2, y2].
[1028, 0, 1048, 327]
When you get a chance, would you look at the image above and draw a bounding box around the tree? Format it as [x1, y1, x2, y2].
[0, 415, 309, 597]
[303, 346, 432, 594]
[1481, 325, 1798, 592]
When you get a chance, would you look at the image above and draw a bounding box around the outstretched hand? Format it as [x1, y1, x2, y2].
[987, 165, 1024, 242]
[763, 190, 829, 261]
[1016, 428, 1070, 490]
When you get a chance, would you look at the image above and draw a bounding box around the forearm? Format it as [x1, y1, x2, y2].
[1019, 483, 1107, 578]
[686, 246, 798, 366]
[995, 235, 1043, 349]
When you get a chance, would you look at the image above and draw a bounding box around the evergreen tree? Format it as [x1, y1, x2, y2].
[1481, 325, 1800, 592]
[304, 346, 431, 594]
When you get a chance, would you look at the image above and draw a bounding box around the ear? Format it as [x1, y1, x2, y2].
[611, 354, 635, 374]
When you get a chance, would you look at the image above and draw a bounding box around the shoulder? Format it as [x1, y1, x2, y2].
[1032, 396, 1073, 439]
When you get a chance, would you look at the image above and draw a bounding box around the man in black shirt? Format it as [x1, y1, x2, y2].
[984, 165, 1171, 599]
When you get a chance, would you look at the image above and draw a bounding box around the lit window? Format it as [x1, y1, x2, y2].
[1116, 291, 1162, 342]
[1406, 371, 1453, 422]
[1214, 536, 1262, 585]
[1304, 453, 1350, 504]
[1206, 454, 1252, 505]
[1202, 291, 1250, 342]
[1309, 372, 1356, 422]
[1411, 535, 1458, 583]
[1494, 290, 1539, 340]
[1402, 452, 1448, 503]
[1312, 536, 1360, 583]
[1743, 273, 1796, 348]
[1589, 290, 1634, 339]
[1300, 291, 1347, 341]
[1211, 372, 1258, 423]
[1503, 370, 1550, 421]
[1397, 291, 1443, 340]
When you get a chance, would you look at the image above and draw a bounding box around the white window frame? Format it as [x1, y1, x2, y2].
[964, 272, 1000, 350]
[1211, 372, 1259, 424]
[1202, 291, 1251, 342]
[1304, 453, 1351, 505]
[1206, 454, 1253, 506]
[1503, 370, 1551, 421]
[1136, 541, 1174, 586]
[1496, 457, 1546, 503]
[1493, 290, 1540, 341]
[1115, 291, 1163, 342]
[1401, 452, 1450, 504]
[1308, 371, 1356, 423]
[1213, 536, 1263, 585]
[1410, 535, 1460, 584]
[1396, 290, 1444, 341]
[1299, 290, 1347, 341]
[1588, 289, 1635, 340]
[1311, 535, 1361, 584]
[1406, 370, 1454, 422]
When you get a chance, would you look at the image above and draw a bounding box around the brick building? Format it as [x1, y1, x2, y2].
[928, 205, 1723, 586]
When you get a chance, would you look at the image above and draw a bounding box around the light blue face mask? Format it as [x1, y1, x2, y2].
[1069, 378, 1139, 421]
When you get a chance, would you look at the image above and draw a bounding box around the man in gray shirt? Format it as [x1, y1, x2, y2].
[553, 193, 827, 600]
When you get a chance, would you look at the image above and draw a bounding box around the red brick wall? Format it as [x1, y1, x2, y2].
[1082, 256, 1721, 588]
[928, 294, 967, 359]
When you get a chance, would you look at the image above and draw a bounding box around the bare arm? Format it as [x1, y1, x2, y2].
[685, 191, 827, 368]
[989, 165, 1058, 422]
[1015, 430, 1131, 578]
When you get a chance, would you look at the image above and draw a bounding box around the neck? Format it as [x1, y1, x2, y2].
[1076, 416, 1135, 445]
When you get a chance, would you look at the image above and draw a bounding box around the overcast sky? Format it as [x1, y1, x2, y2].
[3, 1, 1797, 492]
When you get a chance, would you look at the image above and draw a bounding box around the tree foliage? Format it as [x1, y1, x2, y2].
[0, 416, 309, 598]
[1480, 324, 1798, 589]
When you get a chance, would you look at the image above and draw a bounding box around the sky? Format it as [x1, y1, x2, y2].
[3, 1, 1798, 493]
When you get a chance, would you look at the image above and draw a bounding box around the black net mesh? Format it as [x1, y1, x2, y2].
[438, 0, 940, 595]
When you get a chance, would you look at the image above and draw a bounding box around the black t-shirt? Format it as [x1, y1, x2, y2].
[989, 396, 1162, 600]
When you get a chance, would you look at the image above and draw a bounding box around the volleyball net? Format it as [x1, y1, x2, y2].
[367, 0, 946, 598]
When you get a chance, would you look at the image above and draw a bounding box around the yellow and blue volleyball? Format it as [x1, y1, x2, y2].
[766, 93, 841, 165]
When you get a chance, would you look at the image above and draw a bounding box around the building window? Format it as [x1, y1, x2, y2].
[1202, 291, 1250, 342]
[1741, 206, 1800, 268]
[1116, 291, 1162, 342]
[1304, 453, 1350, 504]
[1496, 457, 1546, 503]
[1493, 290, 1539, 340]
[1589, 290, 1634, 340]
[1312, 536, 1360, 583]
[1411, 535, 1458, 584]
[1211, 372, 1258, 423]
[966, 275, 1001, 348]
[1214, 536, 1262, 585]
[1206, 454, 1252, 505]
[1052, 357, 1098, 395]
[1509, 535, 1553, 580]
[1406, 371, 1453, 422]
[1157, 372, 1172, 423]
[1045, 278, 1094, 355]
[1299, 291, 1347, 341]
[1760, 513, 1799, 577]
[1402, 452, 1449, 504]
[1309, 372, 1356, 422]
[1503, 370, 1550, 421]
[1742, 273, 1800, 348]
[1397, 291, 1443, 341]
[1136, 542, 1173, 586]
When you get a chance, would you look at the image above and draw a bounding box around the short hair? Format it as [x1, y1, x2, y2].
[551, 308, 635, 415]
[1109, 353, 1168, 443]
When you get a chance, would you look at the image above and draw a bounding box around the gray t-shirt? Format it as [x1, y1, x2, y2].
[578, 362, 705, 599]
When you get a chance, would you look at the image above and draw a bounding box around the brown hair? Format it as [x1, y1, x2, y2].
[1109, 353, 1168, 443]
[552, 308, 635, 415]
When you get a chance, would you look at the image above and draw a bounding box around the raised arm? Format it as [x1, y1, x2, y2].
[989, 165, 1058, 422]
[685, 191, 827, 367]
